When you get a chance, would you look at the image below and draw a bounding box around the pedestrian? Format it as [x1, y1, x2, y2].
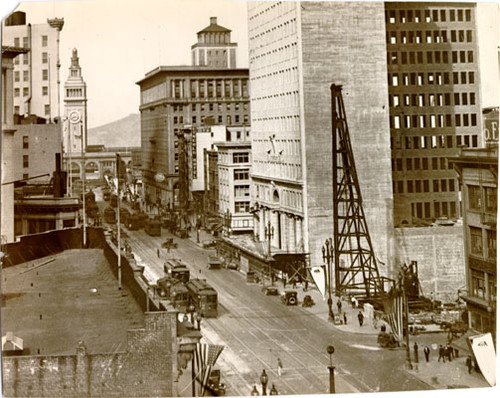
[351, 296, 356, 308]
[292, 277, 297, 289]
[303, 279, 309, 292]
[446, 343, 453, 361]
[337, 300, 342, 314]
[423, 345, 430, 362]
[343, 312, 347, 325]
[157, 248, 160, 258]
[277, 358, 283, 377]
[438, 345, 446, 362]
[357, 310, 364, 327]
[282, 278, 287, 289]
[466, 355, 473, 374]
[413, 342, 419, 363]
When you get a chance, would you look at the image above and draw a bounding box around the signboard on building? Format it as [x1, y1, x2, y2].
[483, 107, 499, 143]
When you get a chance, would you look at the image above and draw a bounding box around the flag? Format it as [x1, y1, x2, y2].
[382, 289, 404, 345]
[310, 266, 326, 299]
[470, 332, 496, 386]
[195, 343, 224, 396]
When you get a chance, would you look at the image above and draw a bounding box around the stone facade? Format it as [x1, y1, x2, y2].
[1, 312, 177, 397]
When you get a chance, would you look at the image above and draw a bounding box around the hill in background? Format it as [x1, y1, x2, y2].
[87, 113, 140, 148]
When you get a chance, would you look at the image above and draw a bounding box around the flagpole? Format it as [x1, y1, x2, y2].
[116, 154, 122, 290]
[192, 354, 196, 397]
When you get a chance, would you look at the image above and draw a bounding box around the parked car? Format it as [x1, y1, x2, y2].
[281, 290, 298, 305]
[262, 286, 279, 296]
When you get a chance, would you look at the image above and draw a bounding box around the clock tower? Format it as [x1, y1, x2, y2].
[63, 48, 87, 153]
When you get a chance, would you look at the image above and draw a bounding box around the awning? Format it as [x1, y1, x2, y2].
[449, 329, 477, 354]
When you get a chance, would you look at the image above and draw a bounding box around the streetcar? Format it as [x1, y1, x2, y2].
[103, 206, 116, 223]
[186, 278, 218, 318]
[145, 219, 162, 236]
[163, 258, 190, 283]
[126, 214, 141, 230]
[110, 194, 118, 208]
[157, 277, 189, 312]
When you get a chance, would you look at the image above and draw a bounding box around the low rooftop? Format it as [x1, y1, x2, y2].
[1, 249, 144, 356]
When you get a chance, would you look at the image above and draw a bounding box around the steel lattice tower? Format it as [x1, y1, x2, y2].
[331, 84, 385, 298]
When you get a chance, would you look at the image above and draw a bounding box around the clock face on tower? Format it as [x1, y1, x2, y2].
[68, 110, 81, 124]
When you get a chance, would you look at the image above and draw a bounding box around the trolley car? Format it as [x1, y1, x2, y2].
[163, 258, 190, 283]
[157, 277, 189, 312]
[103, 206, 116, 223]
[186, 279, 218, 318]
[145, 219, 162, 236]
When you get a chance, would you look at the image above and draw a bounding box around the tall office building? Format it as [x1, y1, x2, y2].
[386, 2, 482, 226]
[63, 48, 88, 154]
[137, 17, 250, 213]
[248, 2, 394, 273]
[2, 11, 64, 121]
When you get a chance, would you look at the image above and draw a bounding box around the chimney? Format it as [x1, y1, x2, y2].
[210, 17, 217, 25]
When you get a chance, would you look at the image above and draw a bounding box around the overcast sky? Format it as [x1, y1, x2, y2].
[1, 0, 499, 128]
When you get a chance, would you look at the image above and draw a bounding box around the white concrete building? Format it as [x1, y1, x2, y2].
[2, 11, 64, 121]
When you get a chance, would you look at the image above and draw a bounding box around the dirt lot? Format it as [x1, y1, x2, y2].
[1, 249, 144, 356]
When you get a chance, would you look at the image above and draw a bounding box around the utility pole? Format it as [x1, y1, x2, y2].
[402, 267, 412, 370]
[81, 123, 86, 247]
[116, 154, 122, 290]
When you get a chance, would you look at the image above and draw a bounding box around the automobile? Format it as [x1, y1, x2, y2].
[208, 254, 223, 269]
[206, 368, 226, 396]
[226, 261, 239, 270]
[262, 286, 279, 296]
[281, 290, 298, 305]
[202, 239, 218, 249]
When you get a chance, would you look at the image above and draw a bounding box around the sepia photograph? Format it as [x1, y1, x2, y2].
[1, 0, 498, 397]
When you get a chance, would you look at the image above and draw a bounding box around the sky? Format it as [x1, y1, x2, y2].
[1, 0, 499, 129]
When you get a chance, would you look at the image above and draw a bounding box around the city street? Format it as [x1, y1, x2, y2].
[121, 223, 432, 396]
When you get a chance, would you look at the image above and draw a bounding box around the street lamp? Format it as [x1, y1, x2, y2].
[327, 345, 335, 394]
[260, 369, 268, 396]
[224, 209, 232, 237]
[251, 385, 259, 396]
[195, 313, 202, 330]
[188, 303, 196, 324]
[264, 220, 275, 285]
[322, 238, 335, 322]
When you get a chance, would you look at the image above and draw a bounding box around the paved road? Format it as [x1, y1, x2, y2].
[111, 220, 432, 396]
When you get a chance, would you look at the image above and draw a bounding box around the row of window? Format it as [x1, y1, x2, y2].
[390, 113, 478, 130]
[389, 71, 475, 87]
[386, 8, 472, 24]
[468, 185, 497, 213]
[393, 178, 455, 194]
[388, 49, 474, 65]
[183, 79, 249, 99]
[13, 35, 48, 47]
[234, 185, 250, 197]
[387, 29, 473, 45]
[392, 134, 479, 151]
[234, 201, 251, 213]
[185, 114, 248, 126]
[66, 88, 83, 98]
[470, 270, 496, 304]
[411, 200, 457, 220]
[233, 152, 250, 164]
[392, 156, 451, 172]
[172, 102, 249, 113]
[14, 86, 50, 97]
[389, 92, 476, 108]
[470, 227, 496, 261]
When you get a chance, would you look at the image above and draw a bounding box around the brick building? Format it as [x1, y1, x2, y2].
[136, 17, 249, 215]
[2, 11, 64, 121]
[386, 2, 483, 226]
[248, 2, 394, 275]
[449, 144, 497, 338]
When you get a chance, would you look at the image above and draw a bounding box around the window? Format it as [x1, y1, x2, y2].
[14, 37, 20, 47]
[468, 51, 474, 63]
[23, 54, 28, 65]
[14, 88, 20, 97]
[42, 35, 48, 46]
[192, 116, 197, 124]
[23, 155, 29, 168]
[14, 71, 20, 82]
[470, 93, 476, 105]
[42, 52, 48, 64]
[471, 269, 485, 299]
[23, 87, 29, 96]
[233, 152, 249, 163]
[407, 181, 414, 193]
[234, 169, 249, 180]
[42, 86, 48, 96]
[42, 69, 48, 81]
[226, 115, 231, 124]
[23, 136, 29, 149]
[485, 187, 497, 213]
[14, 106, 20, 114]
[487, 230, 496, 260]
[235, 201, 250, 213]
[234, 185, 250, 197]
[468, 185, 482, 210]
[44, 104, 50, 115]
